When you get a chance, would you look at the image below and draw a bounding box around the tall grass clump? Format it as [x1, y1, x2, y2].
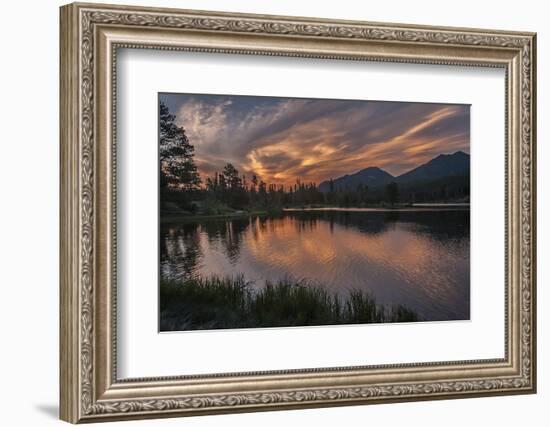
[160, 275, 419, 331]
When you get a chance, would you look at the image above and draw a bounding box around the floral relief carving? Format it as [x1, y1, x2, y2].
[86, 378, 530, 415]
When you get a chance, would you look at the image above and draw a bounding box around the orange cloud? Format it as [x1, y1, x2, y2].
[161, 94, 469, 187]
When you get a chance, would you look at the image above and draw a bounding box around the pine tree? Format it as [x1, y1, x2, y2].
[159, 102, 201, 190]
[222, 163, 241, 189]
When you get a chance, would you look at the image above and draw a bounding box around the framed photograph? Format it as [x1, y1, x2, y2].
[60, 2, 536, 423]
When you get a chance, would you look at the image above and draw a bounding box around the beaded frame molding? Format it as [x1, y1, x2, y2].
[60, 2, 536, 423]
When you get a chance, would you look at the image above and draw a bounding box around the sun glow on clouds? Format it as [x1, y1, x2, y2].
[161, 93, 470, 187]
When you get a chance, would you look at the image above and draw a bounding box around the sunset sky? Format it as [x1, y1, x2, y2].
[160, 93, 470, 187]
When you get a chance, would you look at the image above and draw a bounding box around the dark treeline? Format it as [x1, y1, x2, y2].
[160, 102, 469, 216]
[202, 164, 326, 212]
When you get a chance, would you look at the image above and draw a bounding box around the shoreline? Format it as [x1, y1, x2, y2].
[161, 204, 470, 222]
[283, 204, 470, 213]
[160, 210, 272, 223]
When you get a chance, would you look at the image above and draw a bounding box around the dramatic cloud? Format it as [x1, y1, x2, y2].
[160, 93, 470, 187]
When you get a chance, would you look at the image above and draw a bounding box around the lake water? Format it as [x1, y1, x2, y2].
[160, 209, 470, 321]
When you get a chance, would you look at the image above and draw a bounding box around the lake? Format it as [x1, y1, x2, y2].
[160, 208, 470, 322]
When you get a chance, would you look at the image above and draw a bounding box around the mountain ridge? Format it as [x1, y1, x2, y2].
[318, 151, 469, 192]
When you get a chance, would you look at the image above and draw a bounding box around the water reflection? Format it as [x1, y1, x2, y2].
[160, 209, 470, 321]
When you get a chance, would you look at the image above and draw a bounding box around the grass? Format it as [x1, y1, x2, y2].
[160, 275, 419, 331]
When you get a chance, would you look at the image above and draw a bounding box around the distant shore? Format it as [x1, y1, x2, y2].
[160, 209, 276, 223]
[283, 203, 470, 213]
[161, 202, 470, 222]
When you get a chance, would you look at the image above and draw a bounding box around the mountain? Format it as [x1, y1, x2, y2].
[396, 151, 470, 184]
[318, 167, 394, 192]
[318, 151, 469, 192]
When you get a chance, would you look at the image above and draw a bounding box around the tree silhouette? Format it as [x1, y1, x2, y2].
[159, 102, 201, 190]
[385, 182, 399, 207]
[222, 163, 241, 189]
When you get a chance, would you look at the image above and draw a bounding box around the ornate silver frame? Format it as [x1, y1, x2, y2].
[60, 2, 536, 423]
